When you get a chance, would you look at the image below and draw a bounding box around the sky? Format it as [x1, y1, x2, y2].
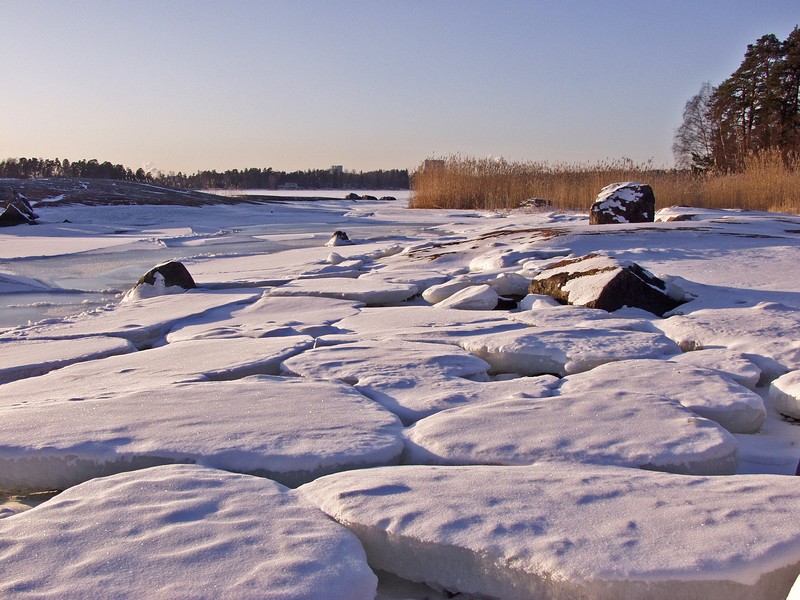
[1, 1, 797, 174]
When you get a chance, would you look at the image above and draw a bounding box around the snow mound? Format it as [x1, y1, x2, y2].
[0, 336, 135, 384]
[668, 348, 762, 390]
[655, 302, 800, 380]
[404, 390, 738, 475]
[0, 376, 403, 491]
[300, 462, 800, 600]
[559, 359, 766, 434]
[770, 370, 800, 419]
[0, 464, 377, 599]
[460, 327, 680, 377]
[435, 284, 498, 310]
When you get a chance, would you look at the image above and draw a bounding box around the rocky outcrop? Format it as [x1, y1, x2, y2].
[0, 189, 38, 226]
[122, 261, 196, 302]
[590, 182, 655, 225]
[528, 254, 687, 317]
[325, 231, 354, 247]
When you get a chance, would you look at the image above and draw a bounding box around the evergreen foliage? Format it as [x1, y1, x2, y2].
[674, 27, 800, 171]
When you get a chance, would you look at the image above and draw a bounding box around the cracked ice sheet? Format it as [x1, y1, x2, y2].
[0, 376, 403, 491]
[0, 336, 136, 384]
[0, 289, 262, 348]
[403, 389, 738, 475]
[0, 464, 377, 600]
[0, 336, 314, 407]
[299, 463, 800, 600]
[269, 277, 418, 305]
[334, 305, 526, 343]
[559, 358, 765, 434]
[167, 294, 363, 341]
[281, 339, 562, 424]
[459, 326, 680, 377]
[655, 302, 800, 379]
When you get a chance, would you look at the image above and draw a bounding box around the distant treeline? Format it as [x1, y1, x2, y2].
[0, 157, 410, 190]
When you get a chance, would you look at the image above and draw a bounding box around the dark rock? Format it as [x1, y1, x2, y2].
[345, 193, 361, 200]
[325, 231, 354, 247]
[528, 254, 687, 317]
[0, 189, 38, 227]
[589, 182, 655, 225]
[135, 261, 197, 290]
[379, 196, 396, 201]
[520, 197, 552, 208]
[360, 195, 378, 200]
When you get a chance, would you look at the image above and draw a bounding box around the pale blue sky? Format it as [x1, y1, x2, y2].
[1, 1, 797, 173]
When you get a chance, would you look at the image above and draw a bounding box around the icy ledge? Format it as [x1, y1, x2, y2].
[299, 463, 800, 600]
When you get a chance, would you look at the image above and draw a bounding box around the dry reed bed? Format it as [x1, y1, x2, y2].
[409, 151, 800, 214]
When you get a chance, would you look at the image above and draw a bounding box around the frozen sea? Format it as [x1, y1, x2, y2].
[2, 189, 800, 599]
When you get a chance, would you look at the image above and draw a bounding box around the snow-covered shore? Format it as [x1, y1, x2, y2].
[1, 195, 800, 598]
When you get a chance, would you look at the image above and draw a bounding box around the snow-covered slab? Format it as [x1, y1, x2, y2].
[335, 305, 524, 342]
[0, 464, 377, 599]
[404, 390, 738, 475]
[0, 336, 136, 384]
[668, 349, 762, 390]
[435, 284, 498, 310]
[770, 371, 800, 419]
[282, 339, 500, 423]
[300, 463, 800, 600]
[460, 327, 680, 377]
[358, 268, 450, 293]
[510, 303, 655, 332]
[559, 359, 766, 434]
[655, 302, 800, 379]
[0, 289, 261, 348]
[0, 376, 403, 491]
[270, 277, 418, 306]
[167, 294, 363, 341]
[0, 336, 314, 407]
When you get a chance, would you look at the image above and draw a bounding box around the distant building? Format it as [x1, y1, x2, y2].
[330, 165, 343, 175]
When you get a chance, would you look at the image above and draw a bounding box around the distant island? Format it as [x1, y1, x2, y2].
[0, 158, 409, 191]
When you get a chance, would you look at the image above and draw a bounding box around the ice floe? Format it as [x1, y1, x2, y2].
[0, 464, 377, 599]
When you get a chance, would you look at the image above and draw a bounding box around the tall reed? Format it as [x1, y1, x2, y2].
[409, 151, 800, 214]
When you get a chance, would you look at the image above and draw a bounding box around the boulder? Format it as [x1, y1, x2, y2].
[345, 192, 361, 200]
[528, 253, 686, 317]
[325, 230, 354, 247]
[590, 182, 655, 225]
[0, 189, 38, 227]
[122, 261, 196, 302]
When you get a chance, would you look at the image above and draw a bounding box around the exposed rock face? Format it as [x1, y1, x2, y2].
[528, 254, 687, 317]
[0, 189, 38, 227]
[325, 231, 353, 247]
[136, 261, 197, 289]
[590, 182, 655, 225]
[122, 261, 197, 302]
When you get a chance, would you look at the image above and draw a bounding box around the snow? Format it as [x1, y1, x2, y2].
[0, 464, 377, 599]
[558, 358, 766, 434]
[435, 283, 499, 310]
[299, 462, 800, 600]
[0, 336, 135, 384]
[459, 326, 680, 377]
[0, 376, 403, 490]
[403, 389, 738, 475]
[2, 196, 800, 598]
[770, 370, 800, 419]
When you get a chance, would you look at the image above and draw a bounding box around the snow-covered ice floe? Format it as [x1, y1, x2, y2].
[0, 376, 403, 491]
[0, 464, 377, 599]
[299, 462, 800, 600]
[2, 199, 800, 597]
